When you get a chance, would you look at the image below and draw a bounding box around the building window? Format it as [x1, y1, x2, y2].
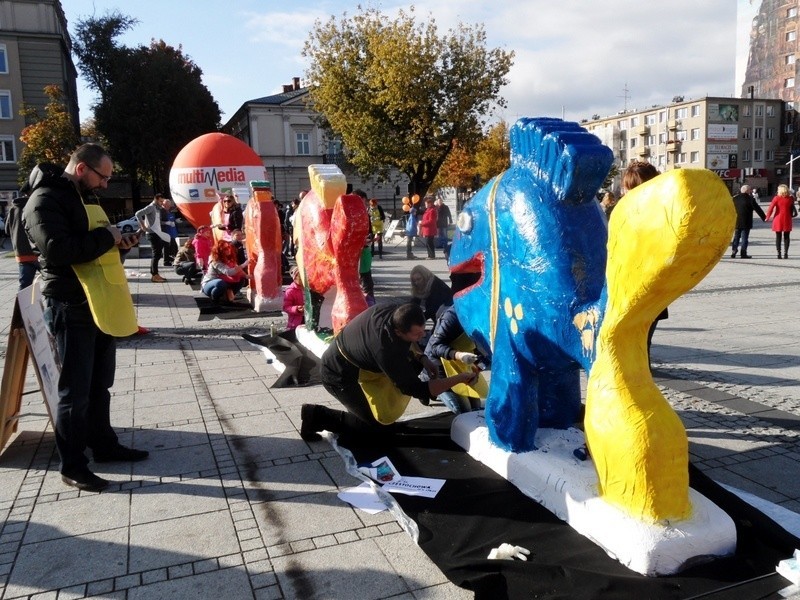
[767, 150, 774, 161]
[789, 7, 798, 18]
[0, 91, 11, 119]
[645, 114, 656, 125]
[743, 149, 751, 161]
[787, 54, 796, 65]
[787, 30, 797, 42]
[618, 119, 627, 130]
[656, 154, 665, 168]
[767, 105, 776, 117]
[0, 45, 7, 74]
[630, 137, 638, 148]
[295, 132, 310, 155]
[676, 152, 686, 164]
[743, 105, 752, 116]
[658, 132, 667, 144]
[0, 136, 15, 162]
[754, 127, 763, 138]
[754, 149, 763, 161]
[630, 116, 639, 127]
[755, 105, 764, 116]
[690, 151, 700, 163]
[787, 123, 795, 133]
[690, 128, 700, 140]
[786, 77, 795, 88]
[676, 107, 688, 118]
[659, 110, 666, 123]
[742, 127, 751, 139]
[676, 130, 687, 141]
[691, 105, 701, 117]
[619, 140, 626, 151]
[646, 134, 656, 145]
[767, 127, 775, 139]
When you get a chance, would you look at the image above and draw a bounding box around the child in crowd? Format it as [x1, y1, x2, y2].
[283, 267, 305, 330]
[192, 225, 213, 272]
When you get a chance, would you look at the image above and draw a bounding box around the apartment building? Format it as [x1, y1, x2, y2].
[583, 96, 786, 195]
[0, 0, 79, 200]
[222, 78, 408, 211]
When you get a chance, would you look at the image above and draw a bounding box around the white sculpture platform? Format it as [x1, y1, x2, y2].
[295, 324, 331, 359]
[451, 411, 737, 576]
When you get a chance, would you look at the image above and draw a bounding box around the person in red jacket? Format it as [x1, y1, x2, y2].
[766, 184, 798, 259]
[419, 196, 438, 259]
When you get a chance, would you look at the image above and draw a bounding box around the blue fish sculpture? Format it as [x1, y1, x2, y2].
[449, 117, 613, 453]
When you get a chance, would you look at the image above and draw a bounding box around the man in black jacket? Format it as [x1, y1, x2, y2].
[23, 143, 148, 492]
[731, 184, 767, 259]
[300, 302, 477, 440]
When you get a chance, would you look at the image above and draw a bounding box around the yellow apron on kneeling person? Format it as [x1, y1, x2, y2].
[71, 203, 138, 337]
[358, 369, 411, 425]
[440, 333, 489, 399]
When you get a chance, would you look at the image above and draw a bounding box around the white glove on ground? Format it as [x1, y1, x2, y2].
[487, 543, 530, 561]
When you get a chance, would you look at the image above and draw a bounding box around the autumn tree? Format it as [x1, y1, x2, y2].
[432, 140, 476, 191]
[303, 6, 513, 199]
[73, 13, 220, 199]
[17, 85, 80, 185]
[474, 120, 510, 185]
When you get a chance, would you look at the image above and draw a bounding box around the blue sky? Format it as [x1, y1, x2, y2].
[61, 0, 738, 127]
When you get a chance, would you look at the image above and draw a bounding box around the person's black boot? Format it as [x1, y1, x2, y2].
[300, 404, 323, 441]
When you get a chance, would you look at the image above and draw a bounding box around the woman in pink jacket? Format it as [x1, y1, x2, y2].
[766, 184, 798, 259]
[419, 197, 439, 259]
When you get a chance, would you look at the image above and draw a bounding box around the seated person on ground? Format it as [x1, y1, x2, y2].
[201, 239, 248, 304]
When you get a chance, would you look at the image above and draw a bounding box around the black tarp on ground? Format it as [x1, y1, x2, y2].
[242, 331, 321, 387]
[332, 413, 799, 600]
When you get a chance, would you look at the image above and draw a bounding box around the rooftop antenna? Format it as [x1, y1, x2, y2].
[619, 82, 631, 112]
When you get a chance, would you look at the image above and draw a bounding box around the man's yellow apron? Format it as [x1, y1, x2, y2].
[71, 204, 138, 337]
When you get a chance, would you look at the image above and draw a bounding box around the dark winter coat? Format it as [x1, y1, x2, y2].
[731, 192, 766, 230]
[22, 163, 116, 302]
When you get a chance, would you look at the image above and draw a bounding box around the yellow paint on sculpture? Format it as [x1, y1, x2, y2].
[308, 165, 347, 210]
[585, 169, 735, 523]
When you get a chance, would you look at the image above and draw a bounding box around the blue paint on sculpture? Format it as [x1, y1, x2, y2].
[448, 117, 613, 453]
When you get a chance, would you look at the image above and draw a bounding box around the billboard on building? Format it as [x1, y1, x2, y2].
[708, 104, 740, 122]
[707, 154, 731, 169]
[708, 124, 739, 141]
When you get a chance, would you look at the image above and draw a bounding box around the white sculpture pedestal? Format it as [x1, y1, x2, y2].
[451, 412, 737, 576]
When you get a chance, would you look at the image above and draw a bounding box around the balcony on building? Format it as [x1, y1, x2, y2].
[635, 125, 650, 137]
[637, 146, 650, 157]
[666, 141, 680, 152]
[668, 120, 679, 131]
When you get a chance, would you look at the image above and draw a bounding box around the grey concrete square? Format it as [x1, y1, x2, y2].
[4, 527, 128, 597]
[132, 444, 217, 478]
[128, 566, 254, 600]
[242, 460, 336, 503]
[253, 490, 363, 546]
[129, 510, 240, 572]
[26, 492, 131, 543]
[130, 478, 227, 525]
[270, 539, 412, 600]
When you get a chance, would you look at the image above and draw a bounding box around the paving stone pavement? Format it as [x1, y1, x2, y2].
[0, 221, 799, 599]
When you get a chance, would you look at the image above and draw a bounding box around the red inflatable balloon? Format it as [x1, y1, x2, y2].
[169, 133, 267, 229]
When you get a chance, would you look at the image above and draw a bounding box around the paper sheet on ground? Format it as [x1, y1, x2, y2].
[383, 476, 445, 498]
[337, 482, 387, 514]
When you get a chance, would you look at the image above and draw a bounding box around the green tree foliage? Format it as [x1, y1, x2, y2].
[303, 6, 513, 198]
[73, 13, 221, 198]
[432, 140, 476, 191]
[17, 85, 80, 186]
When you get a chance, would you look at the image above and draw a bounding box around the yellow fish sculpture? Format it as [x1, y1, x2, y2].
[586, 168, 735, 522]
